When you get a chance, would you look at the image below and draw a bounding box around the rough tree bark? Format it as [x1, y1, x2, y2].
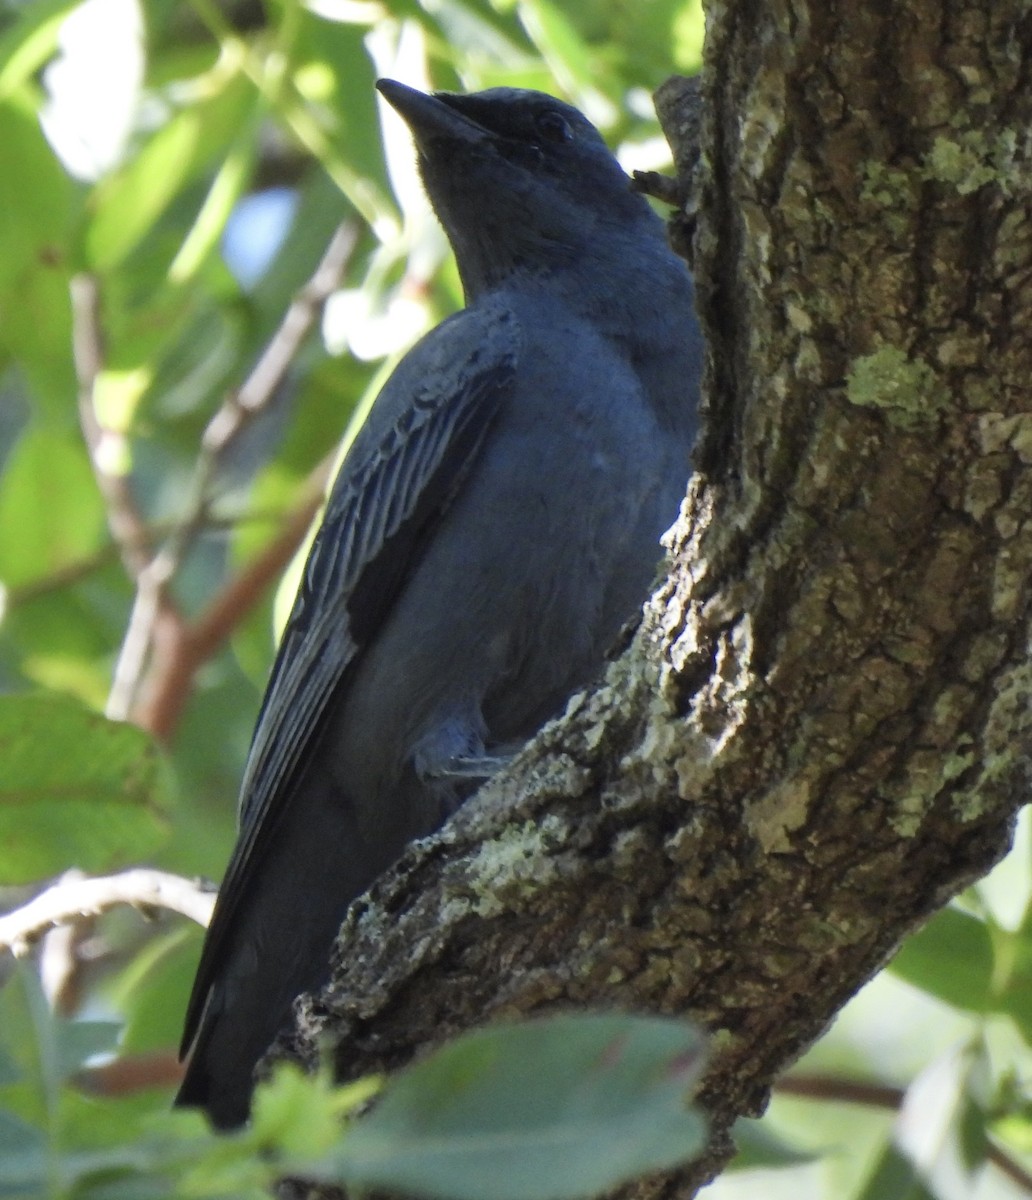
[273, 1, 1032, 1194]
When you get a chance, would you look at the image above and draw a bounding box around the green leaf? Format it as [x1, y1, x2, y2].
[108, 925, 200, 1054]
[0, 426, 104, 589]
[168, 128, 255, 285]
[889, 907, 993, 1012]
[291, 12, 385, 186]
[0, 964, 125, 1129]
[855, 1142, 937, 1200]
[0, 93, 75, 292]
[54, 1020, 122, 1081]
[866, 1044, 989, 1200]
[251, 1063, 381, 1159]
[0, 0, 79, 103]
[728, 1118, 816, 1169]
[86, 69, 258, 271]
[516, 0, 615, 110]
[0, 1047, 21, 1088]
[327, 1013, 707, 1200]
[0, 693, 172, 882]
[0, 1109, 47, 1194]
[991, 894, 1032, 1043]
[0, 94, 77, 419]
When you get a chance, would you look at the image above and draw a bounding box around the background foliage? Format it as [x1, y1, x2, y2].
[1, 0, 1031, 1196]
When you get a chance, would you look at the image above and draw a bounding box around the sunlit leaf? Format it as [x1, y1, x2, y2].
[86, 69, 258, 270]
[888, 907, 993, 1012]
[0, 427, 104, 589]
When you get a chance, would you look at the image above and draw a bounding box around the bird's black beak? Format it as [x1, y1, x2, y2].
[376, 79, 488, 148]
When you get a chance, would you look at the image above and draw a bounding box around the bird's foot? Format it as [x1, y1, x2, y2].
[429, 753, 513, 780]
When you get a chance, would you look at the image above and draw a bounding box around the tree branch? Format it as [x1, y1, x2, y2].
[152, 221, 358, 594]
[127, 224, 357, 737]
[71, 274, 155, 582]
[777, 1074, 1032, 1194]
[134, 456, 334, 740]
[0, 868, 216, 955]
[70, 273, 184, 722]
[272, 3, 1032, 1197]
[70, 223, 357, 735]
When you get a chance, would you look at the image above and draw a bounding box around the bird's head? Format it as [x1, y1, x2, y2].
[376, 79, 658, 299]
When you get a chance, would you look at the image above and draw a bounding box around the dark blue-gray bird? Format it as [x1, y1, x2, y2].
[176, 78, 703, 1129]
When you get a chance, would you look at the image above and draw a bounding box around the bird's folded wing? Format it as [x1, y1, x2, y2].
[180, 299, 519, 1054]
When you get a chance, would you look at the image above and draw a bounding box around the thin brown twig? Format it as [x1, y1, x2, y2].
[204, 222, 361, 456]
[108, 573, 173, 720]
[70, 274, 154, 581]
[150, 220, 360, 593]
[4, 541, 124, 605]
[73, 1049, 185, 1095]
[119, 222, 358, 729]
[71, 274, 184, 722]
[3, 509, 299, 609]
[188, 455, 334, 664]
[777, 1072, 905, 1110]
[777, 1073, 1032, 1194]
[133, 455, 334, 739]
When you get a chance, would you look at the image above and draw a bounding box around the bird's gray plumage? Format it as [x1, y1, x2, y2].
[177, 79, 704, 1128]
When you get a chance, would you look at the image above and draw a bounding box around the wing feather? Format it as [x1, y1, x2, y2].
[181, 300, 518, 1054]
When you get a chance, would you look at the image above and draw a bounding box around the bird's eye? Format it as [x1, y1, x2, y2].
[535, 110, 573, 144]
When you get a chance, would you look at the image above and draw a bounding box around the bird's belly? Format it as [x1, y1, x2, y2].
[325, 401, 683, 853]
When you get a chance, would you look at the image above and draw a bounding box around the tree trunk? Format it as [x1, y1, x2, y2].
[275, 1, 1032, 1194]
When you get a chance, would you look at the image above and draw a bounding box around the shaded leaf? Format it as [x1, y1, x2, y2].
[728, 1117, 816, 1170]
[251, 1063, 381, 1159]
[0, 95, 76, 419]
[328, 1013, 707, 1200]
[55, 1020, 122, 1081]
[0, 1109, 47, 1195]
[0, 693, 171, 882]
[856, 1143, 938, 1200]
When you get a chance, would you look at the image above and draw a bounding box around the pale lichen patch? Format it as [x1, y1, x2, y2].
[846, 345, 943, 430]
[745, 775, 812, 854]
[459, 815, 569, 918]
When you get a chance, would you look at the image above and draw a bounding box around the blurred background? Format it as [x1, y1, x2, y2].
[1, 0, 1031, 1196]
